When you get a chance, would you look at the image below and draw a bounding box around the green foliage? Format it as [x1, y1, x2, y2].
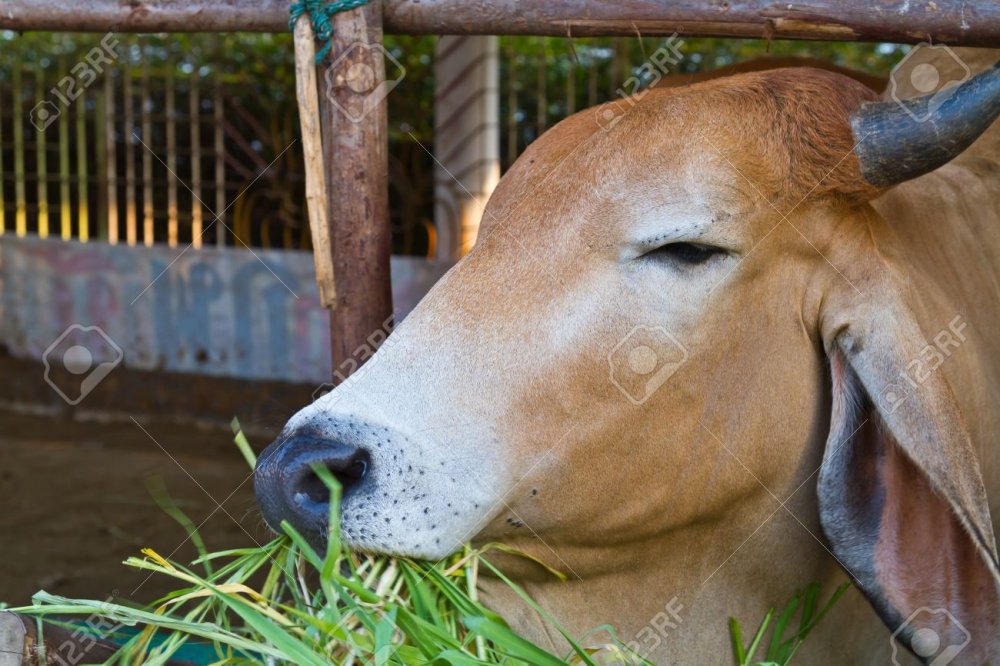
[13, 424, 647, 665]
[729, 581, 851, 666]
[10, 424, 851, 664]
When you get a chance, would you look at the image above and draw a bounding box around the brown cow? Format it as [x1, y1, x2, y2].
[256, 48, 1000, 663]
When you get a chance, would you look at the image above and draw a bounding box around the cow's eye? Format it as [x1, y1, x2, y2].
[645, 242, 725, 266]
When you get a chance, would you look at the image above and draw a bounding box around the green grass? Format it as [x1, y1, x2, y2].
[729, 581, 851, 666]
[11, 422, 848, 665]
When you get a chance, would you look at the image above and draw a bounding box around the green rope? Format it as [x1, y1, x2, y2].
[290, 0, 373, 63]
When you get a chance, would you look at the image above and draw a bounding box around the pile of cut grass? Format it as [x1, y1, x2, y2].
[12, 423, 846, 665]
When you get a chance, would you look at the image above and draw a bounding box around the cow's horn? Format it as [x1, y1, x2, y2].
[851, 60, 1000, 188]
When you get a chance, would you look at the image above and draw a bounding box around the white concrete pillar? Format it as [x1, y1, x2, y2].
[433, 36, 500, 262]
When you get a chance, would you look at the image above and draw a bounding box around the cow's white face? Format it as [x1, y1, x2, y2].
[256, 70, 870, 561]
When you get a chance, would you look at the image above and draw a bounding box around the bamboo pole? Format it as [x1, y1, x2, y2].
[13, 67, 26, 236]
[58, 58, 72, 240]
[4, 0, 1000, 46]
[190, 79, 203, 248]
[77, 81, 90, 242]
[213, 71, 225, 247]
[124, 60, 137, 246]
[292, 14, 336, 307]
[166, 68, 178, 247]
[102, 69, 117, 244]
[35, 67, 49, 238]
[141, 65, 154, 247]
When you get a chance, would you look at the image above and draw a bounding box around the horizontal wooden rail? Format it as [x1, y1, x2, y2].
[2, 0, 999, 45]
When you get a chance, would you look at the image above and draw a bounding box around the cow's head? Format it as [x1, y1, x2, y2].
[256, 63, 1000, 659]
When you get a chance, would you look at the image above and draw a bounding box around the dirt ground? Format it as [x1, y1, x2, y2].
[0, 410, 282, 607]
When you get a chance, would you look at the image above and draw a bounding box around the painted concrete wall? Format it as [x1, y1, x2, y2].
[0, 236, 449, 384]
[434, 36, 500, 261]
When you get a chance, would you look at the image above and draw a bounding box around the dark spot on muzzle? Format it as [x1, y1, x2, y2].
[254, 429, 371, 549]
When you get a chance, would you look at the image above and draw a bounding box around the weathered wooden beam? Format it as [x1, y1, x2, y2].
[2, 0, 1000, 45]
[292, 14, 337, 308]
[320, 2, 394, 378]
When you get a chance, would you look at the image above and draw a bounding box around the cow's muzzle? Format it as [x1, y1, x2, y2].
[254, 429, 370, 548]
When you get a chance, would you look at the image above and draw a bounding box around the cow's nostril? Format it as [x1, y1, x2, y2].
[298, 470, 331, 505]
[295, 458, 368, 506]
[254, 431, 372, 548]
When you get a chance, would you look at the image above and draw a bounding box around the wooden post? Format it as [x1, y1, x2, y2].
[292, 15, 336, 307]
[4, 0, 1000, 46]
[320, 2, 393, 377]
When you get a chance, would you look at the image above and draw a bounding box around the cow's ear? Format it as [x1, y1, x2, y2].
[819, 290, 1000, 663]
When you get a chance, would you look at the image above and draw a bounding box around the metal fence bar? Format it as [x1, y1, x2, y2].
[566, 50, 575, 116]
[141, 66, 154, 247]
[77, 89, 90, 242]
[166, 69, 178, 247]
[124, 61, 137, 246]
[190, 79, 203, 248]
[505, 41, 517, 168]
[0, 82, 5, 236]
[535, 42, 546, 137]
[58, 58, 72, 241]
[14, 67, 27, 237]
[103, 70, 117, 244]
[34, 67, 49, 238]
[213, 71, 225, 247]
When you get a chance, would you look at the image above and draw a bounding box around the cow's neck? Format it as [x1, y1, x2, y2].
[476, 486, 886, 663]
